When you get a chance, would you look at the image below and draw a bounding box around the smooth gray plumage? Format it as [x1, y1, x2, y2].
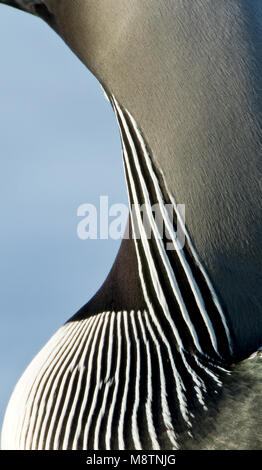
[0, 0, 262, 450]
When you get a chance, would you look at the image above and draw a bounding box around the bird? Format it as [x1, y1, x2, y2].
[1, 0, 262, 450]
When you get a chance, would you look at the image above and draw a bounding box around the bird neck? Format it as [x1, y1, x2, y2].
[109, 95, 234, 364]
[53, 0, 262, 359]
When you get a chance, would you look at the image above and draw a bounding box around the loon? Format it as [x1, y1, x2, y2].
[1, 0, 262, 450]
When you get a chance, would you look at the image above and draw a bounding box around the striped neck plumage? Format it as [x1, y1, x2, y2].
[111, 95, 234, 365]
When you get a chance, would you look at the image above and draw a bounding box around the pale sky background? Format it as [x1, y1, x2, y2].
[0, 6, 127, 434]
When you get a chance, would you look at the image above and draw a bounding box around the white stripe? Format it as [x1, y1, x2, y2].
[105, 312, 122, 449]
[93, 311, 116, 450]
[130, 310, 143, 450]
[137, 310, 160, 450]
[118, 311, 131, 450]
[193, 356, 223, 388]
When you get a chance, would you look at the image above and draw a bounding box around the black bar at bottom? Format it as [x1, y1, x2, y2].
[0, 450, 260, 467]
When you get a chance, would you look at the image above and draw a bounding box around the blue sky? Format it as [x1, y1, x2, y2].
[0, 6, 127, 433]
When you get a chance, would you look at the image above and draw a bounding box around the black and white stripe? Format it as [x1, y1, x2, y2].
[1, 309, 231, 450]
[111, 96, 233, 361]
[1, 97, 233, 450]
